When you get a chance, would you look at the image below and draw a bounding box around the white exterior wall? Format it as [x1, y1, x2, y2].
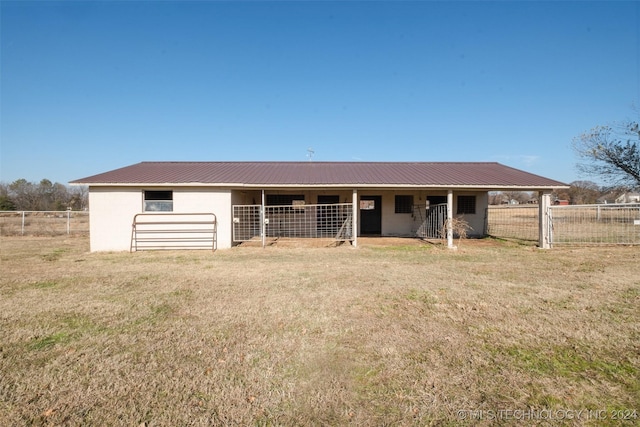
[174, 188, 233, 249]
[380, 192, 415, 236]
[88, 187, 233, 252]
[88, 188, 144, 252]
[454, 191, 488, 237]
[359, 190, 488, 237]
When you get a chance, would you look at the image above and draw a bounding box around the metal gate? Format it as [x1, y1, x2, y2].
[232, 205, 261, 242]
[232, 204, 353, 243]
[413, 203, 448, 239]
[485, 204, 640, 246]
[549, 203, 640, 245]
[130, 213, 217, 252]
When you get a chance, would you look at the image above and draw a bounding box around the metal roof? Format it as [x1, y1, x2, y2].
[71, 161, 568, 189]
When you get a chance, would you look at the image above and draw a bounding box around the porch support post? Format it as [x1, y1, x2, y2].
[261, 190, 266, 248]
[538, 190, 552, 249]
[352, 189, 358, 247]
[447, 190, 454, 249]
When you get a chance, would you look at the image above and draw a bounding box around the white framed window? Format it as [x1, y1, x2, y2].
[144, 190, 173, 212]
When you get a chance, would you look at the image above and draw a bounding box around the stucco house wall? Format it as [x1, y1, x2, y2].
[380, 192, 414, 236]
[89, 187, 233, 252]
[174, 188, 233, 249]
[89, 187, 144, 252]
[371, 191, 487, 237]
[455, 191, 488, 237]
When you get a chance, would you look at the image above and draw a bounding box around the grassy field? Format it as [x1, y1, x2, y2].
[1, 236, 638, 426]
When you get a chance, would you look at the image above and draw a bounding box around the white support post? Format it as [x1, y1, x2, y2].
[352, 189, 358, 248]
[538, 191, 552, 249]
[447, 190, 454, 249]
[21, 211, 25, 235]
[261, 190, 266, 248]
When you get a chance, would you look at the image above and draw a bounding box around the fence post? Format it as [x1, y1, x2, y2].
[447, 190, 454, 249]
[538, 191, 552, 249]
[261, 190, 266, 248]
[21, 211, 25, 235]
[67, 209, 71, 234]
[352, 189, 358, 248]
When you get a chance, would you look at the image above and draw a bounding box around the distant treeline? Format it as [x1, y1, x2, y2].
[0, 179, 88, 211]
[489, 180, 635, 205]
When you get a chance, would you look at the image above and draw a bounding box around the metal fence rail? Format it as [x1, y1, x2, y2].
[0, 210, 90, 236]
[550, 204, 640, 245]
[130, 213, 217, 252]
[485, 205, 539, 241]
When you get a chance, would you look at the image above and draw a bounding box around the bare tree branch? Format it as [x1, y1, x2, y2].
[572, 120, 640, 190]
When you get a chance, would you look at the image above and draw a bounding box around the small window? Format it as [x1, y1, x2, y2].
[457, 195, 476, 214]
[395, 195, 413, 214]
[427, 196, 447, 206]
[266, 194, 305, 206]
[144, 190, 173, 212]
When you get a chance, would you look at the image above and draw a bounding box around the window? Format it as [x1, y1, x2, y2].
[266, 194, 305, 206]
[427, 196, 447, 206]
[144, 190, 173, 212]
[395, 195, 413, 213]
[457, 195, 476, 214]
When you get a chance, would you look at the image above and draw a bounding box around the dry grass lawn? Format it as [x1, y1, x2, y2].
[1, 236, 638, 426]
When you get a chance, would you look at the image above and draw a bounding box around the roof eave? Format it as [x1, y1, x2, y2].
[76, 182, 569, 191]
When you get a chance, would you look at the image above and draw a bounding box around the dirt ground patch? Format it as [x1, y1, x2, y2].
[237, 236, 503, 249]
[1, 235, 638, 426]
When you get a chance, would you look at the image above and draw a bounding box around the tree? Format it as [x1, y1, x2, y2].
[567, 180, 601, 205]
[8, 179, 39, 210]
[69, 186, 89, 210]
[488, 191, 534, 205]
[1, 178, 88, 211]
[0, 183, 16, 210]
[572, 119, 640, 189]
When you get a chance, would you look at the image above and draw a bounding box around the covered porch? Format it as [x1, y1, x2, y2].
[230, 188, 554, 249]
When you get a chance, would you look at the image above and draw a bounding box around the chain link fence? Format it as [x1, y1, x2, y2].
[0, 211, 90, 236]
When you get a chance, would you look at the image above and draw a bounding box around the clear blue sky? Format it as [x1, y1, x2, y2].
[1, 1, 638, 185]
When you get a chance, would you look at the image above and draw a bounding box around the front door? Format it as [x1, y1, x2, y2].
[360, 195, 382, 235]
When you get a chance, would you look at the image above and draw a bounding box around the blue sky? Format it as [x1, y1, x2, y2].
[1, 1, 638, 185]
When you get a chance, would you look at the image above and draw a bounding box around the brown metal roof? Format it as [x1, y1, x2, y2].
[71, 161, 568, 189]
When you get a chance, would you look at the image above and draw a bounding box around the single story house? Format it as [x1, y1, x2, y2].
[71, 161, 568, 251]
[615, 192, 640, 204]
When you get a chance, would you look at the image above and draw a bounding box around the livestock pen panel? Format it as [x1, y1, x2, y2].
[131, 213, 217, 251]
